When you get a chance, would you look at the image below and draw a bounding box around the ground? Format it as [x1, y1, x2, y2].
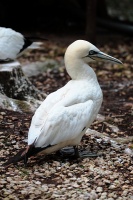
[0, 32, 133, 200]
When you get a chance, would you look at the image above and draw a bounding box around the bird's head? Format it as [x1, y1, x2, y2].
[65, 40, 123, 65]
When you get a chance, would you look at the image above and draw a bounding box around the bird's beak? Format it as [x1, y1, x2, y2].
[90, 51, 123, 65]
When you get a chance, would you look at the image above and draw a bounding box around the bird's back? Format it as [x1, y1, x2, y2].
[0, 27, 24, 61]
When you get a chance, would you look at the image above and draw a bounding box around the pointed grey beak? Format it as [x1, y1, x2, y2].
[90, 51, 123, 65]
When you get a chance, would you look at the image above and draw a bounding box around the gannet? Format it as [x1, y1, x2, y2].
[0, 27, 46, 62]
[4, 40, 122, 167]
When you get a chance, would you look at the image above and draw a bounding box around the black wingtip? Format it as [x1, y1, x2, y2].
[3, 148, 26, 168]
[3, 145, 48, 168]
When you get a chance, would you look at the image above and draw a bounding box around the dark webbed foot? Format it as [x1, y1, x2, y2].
[56, 146, 75, 157]
[79, 150, 100, 158]
[73, 146, 99, 158]
[57, 146, 100, 158]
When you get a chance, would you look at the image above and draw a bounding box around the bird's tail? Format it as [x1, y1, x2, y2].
[23, 36, 48, 50]
[28, 42, 43, 49]
[3, 145, 45, 168]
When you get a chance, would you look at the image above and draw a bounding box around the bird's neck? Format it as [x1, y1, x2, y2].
[65, 57, 97, 81]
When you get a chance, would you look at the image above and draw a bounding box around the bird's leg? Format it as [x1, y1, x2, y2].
[21, 145, 30, 157]
[21, 145, 31, 167]
[24, 154, 28, 167]
[73, 145, 80, 158]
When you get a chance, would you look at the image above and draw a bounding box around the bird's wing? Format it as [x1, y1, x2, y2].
[0, 27, 24, 60]
[28, 84, 95, 147]
[36, 100, 94, 147]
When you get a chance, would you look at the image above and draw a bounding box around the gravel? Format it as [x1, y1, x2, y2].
[0, 107, 133, 200]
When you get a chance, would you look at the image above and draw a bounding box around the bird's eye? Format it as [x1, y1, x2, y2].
[89, 50, 96, 55]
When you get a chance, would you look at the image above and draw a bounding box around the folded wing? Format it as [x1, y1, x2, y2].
[28, 98, 94, 148]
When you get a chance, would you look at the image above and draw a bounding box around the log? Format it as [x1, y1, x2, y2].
[85, 0, 97, 43]
[0, 61, 46, 101]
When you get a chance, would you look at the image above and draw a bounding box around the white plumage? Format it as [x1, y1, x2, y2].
[4, 40, 122, 167]
[0, 27, 44, 62]
[28, 40, 122, 151]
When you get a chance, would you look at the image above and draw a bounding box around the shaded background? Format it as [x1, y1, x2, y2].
[0, 0, 133, 43]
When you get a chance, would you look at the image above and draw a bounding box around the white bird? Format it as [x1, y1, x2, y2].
[0, 26, 46, 62]
[4, 40, 122, 167]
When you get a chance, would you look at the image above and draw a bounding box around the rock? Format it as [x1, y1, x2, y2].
[109, 185, 116, 189]
[0, 61, 46, 101]
[96, 186, 103, 192]
[22, 59, 60, 77]
[0, 93, 42, 112]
